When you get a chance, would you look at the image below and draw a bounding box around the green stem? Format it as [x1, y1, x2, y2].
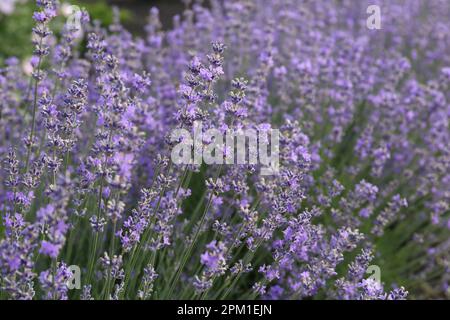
[25, 40, 43, 174]
[165, 165, 223, 299]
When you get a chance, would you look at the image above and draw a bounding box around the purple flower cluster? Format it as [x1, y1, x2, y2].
[1, 0, 450, 300]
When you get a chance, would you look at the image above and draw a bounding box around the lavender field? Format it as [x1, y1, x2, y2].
[0, 0, 450, 300]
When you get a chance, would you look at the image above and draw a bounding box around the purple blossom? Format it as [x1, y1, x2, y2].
[1, 0, 449, 301]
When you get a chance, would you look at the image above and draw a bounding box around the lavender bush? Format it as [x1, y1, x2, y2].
[1, 0, 450, 300]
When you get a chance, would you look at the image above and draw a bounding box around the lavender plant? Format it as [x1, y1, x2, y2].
[1, 0, 450, 300]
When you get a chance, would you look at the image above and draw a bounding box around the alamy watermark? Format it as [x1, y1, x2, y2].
[366, 5, 382, 30]
[67, 265, 81, 290]
[366, 265, 381, 283]
[170, 121, 280, 175]
[62, 4, 83, 32]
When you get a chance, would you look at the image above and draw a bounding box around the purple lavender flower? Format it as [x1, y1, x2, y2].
[1, 0, 449, 301]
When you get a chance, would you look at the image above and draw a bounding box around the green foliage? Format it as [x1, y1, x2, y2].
[0, 4, 34, 63]
[0, 1, 131, 64]
[76, 0, 131, 26]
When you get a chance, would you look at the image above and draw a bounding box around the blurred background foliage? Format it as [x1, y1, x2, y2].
[0, 0, 184, 64]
